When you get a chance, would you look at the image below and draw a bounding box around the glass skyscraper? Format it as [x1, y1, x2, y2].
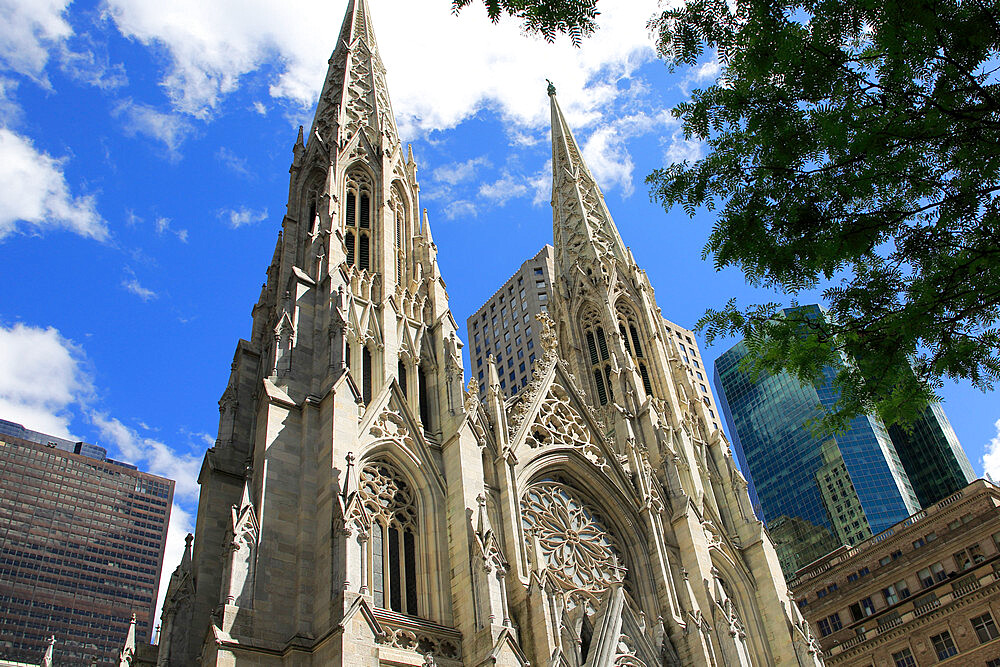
[713, 305, 974, 578]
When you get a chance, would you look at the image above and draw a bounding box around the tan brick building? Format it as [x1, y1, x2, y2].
[790, 479, 1000, 666]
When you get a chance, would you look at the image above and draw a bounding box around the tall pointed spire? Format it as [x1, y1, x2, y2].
[548, 84, 628, 279]
[310, 0, 399, 150]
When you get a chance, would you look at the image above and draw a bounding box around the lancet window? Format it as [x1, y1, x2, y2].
[398, 359, 408, 399]
[616, 302, 653, 396]
[580, 306, 613, 406]
[359, 460, 419, 615]
[362, 346, 373, 405]
[391, 186, 406, 284]
[345, 170, 374, 271]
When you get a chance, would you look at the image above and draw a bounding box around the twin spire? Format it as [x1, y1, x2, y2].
[309, 0, 628, 280]
[310, 0, 399, 152]
[548, 85, 629, 279]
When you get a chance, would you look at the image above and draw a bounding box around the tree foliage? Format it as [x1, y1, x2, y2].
[648, 0, 1000, 431]
[450, 0, 599, 45]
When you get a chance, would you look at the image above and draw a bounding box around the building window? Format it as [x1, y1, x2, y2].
[345, 171, 374, 271]
[538, 293, 547, 302]
[918, 562, 946, 588]
[398, 360, 408, 398]
[891, 648, 916, 667]
[972, 613, 1000, 643]
[882, 580, 909, 606]
[418, 368, 430, 430]
[849, 597, 876, 621]
[362, 347, 373, 405]
[930, 631, 958, 660]
[359, 460, 419, 616]
[818, 613, 842, 636]
[534, 268, 542, 275]
[581, 306, 614, 406]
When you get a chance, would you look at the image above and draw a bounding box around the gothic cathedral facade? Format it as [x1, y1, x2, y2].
[153, 1, 824, 665]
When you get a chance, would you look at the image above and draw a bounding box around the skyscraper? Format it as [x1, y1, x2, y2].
[0, 421, 173, 666]
[466, 245, 554, 400]
[713, 305, 975, 578]
[153, 1, 824, 664]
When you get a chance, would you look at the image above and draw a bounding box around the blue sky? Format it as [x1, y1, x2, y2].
[1, 0, 997, 622]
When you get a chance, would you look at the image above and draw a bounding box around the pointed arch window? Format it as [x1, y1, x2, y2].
[398, 359, 408, 398]
[345, 171, 374, 271]
[418, 366, 431, 431]
[580, 306, 613, 405]
[360, 461, 419, 615]
[362, 346, 373, 405]
[616, 302, 654, 397]
[391, 187, 407, 284]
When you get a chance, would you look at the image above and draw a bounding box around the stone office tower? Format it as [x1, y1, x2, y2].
[155, 1, 824, 665]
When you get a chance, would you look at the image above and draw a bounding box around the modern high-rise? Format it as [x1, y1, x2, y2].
[713, 305, 975, 578]
[152, 1, 824, 664]
[0, 420, 173, 666]
[466, 245, 554, 400]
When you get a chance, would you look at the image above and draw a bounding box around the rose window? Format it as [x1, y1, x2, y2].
[521, 481, 624, 593]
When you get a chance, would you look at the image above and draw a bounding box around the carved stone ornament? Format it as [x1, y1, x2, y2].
[359, 460, 417, 529]
[521, 481, 624, 594]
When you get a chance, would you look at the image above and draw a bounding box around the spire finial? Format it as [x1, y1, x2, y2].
[546, 79, 556, 96]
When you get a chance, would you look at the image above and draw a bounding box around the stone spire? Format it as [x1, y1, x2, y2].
[548, 85, 628, 279]
[310, 0, 399, 150]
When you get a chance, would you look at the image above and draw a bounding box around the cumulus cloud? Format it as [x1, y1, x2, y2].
[0, 0, 72, 81]
[0, 323, 91, 439]
[478, 171, 528, 206]
[0, 128, 108, 241]
[221, 206, 268, 229]
[983, 418, 1000, 482]
[114, 99, 194, 157]
[581, 110, 674, 196]
[444, 200, 477, 220]
[103, 0, 661, 134]
[432, 156, 490, 186]
[90, 413, 201, 501]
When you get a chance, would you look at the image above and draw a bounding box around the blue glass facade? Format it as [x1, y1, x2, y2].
[714, 329, 921, 577]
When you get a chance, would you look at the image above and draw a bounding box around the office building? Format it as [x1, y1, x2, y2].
[662, 317, 723, 432]
[0, 421, 173, 665]
[791, 479, 1000, 665]
[713, 305, 975, 579]
[466, 245, 554, 400]
[152, 2, 823, 663]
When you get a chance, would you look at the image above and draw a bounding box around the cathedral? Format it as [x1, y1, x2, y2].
[150, 0, 824, 664]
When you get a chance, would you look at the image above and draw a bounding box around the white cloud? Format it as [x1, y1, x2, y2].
[0, 128, 108, 241]
[432, 156, 490, 186]
[983, 418, 1000, 482]
[90, 413, 201, 501]
[114, 99, 194, 157]
[221, 205, 268, 229]
[582, 110, 674, 196]
[154, 216, 188, 242]
[155, 502, 194, 629]
[478, 170, 528, 206]
[0, 0, 72, 81]
[252, 101, 267, 115]
[0, 77, 22, 125]
[103, 0, 661, 135]
[216, 146, 250, 177]
[663, 126, 702, 166]
[0, 323, 91, 439]
[444, 200, 477, 220]
[122, 268, 158, 301]
[59, 37, 128, 90]
[530, 161, 551, 207]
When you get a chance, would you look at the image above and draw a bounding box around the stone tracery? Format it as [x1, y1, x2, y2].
[521, 481, 625, 594]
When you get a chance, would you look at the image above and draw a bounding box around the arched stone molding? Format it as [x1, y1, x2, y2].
[355, 444, 452, 626]
[709, 550, 774, 667]
[514, 458, 659, 616]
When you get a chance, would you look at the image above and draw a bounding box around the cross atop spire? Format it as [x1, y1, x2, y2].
[310, 0, 399, 151]
[548, 88, 628, 279]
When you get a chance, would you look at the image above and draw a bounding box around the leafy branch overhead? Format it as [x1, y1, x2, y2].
[648, 0, 1000, 430]
[450, 0, 600, 45]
